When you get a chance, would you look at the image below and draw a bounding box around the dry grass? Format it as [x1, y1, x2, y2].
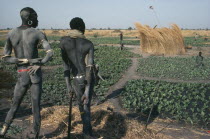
[27, 102, 171, 139]
[122, 119, 171, 139]
[1, 29, 210, 38]
[135, 23, 186, 56]
[182, 30, 210, 37]
[85, 30, 139, 37]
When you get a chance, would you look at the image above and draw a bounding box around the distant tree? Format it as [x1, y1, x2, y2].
[128, 27, 132, 30]
[206, 28, 208, 31]
[108, 27, 110, 30]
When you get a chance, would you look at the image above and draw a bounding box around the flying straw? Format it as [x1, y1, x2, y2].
[146, 0, 162, 27]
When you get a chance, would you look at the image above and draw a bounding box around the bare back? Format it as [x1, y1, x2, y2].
[60, 36, 94, 76]
[4, 27, 47, 60]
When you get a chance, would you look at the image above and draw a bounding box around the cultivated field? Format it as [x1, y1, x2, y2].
[0, 29, 210, 138]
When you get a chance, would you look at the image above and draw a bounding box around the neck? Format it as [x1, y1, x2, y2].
[21, 22, 32, 27]
[21, 24, 29, 27]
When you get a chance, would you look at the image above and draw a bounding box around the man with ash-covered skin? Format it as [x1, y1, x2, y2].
[59, 17, 95, 138]
[0, 7, 53, 138]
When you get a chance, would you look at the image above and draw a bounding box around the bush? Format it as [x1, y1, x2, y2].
[93, 33, 98, 38]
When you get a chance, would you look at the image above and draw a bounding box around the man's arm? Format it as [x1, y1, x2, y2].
[60, 45, 73, 93]
[39, 33, 53, 64]
[82, 45, 94, 104]
[1, 36, 19, 64]
[27, 33, 54, 75]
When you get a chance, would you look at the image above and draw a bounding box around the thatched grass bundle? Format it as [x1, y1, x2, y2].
[135, 23, 186, 56]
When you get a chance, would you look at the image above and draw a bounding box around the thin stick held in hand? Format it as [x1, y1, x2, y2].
[68, 91, 74, 139]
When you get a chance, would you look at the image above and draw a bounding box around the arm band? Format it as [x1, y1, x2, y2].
[86, 65, 94, 67]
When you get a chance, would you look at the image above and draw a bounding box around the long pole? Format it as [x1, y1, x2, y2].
[145, 72, 163, 130]
[145, 103, 154, 130]
[68, 92, 74, 139]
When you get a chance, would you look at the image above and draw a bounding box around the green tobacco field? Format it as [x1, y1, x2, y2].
[122, 80, 210, 127]
[137, 56, 210, 80]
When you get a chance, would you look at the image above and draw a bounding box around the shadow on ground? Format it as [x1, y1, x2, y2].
[0, 103, 54, 123]
[43, 110, 127, 139]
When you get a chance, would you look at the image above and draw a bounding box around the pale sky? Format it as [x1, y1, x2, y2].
[0, 0, 209, 29]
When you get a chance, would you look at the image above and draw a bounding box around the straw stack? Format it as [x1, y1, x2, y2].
[135, 23, 185, 56]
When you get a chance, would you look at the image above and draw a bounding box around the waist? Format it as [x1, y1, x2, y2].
[17, 69, 30, 72]
[17, 66, 41, 73]
[16, 63, 30, 67]
[73, 73, 85, 79]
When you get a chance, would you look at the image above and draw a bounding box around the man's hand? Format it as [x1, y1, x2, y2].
[67, 86, 74, 94]
[27, 65, 40, 75]
[28, 58, 42, 64]
[81, 93, 89, 105]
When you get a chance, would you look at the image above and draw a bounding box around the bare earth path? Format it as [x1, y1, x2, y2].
[105, 58, 139, 111]
[103, 45, 210, 139]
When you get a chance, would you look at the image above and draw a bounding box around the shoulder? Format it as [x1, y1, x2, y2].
[79, 38, 94, 47]
[59, 36, 72, 48]
[9, 28, 18, 33]
[84, 38, 93, 44]
[83, 39, 94, 49]
[6, 28, 22, 39]
[8, 28, 18, 35]
[28, 29, 47, 39]
[60, 36, 71, 41]
[60, 36, 72, 44]
[25, 28, 44, 35]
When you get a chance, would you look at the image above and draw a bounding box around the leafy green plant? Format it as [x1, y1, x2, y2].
[93, 33, 98, 38]
[47, 36, 61, 41]
[88, 37, 140, 46]
[137, 56, 210, 80]
[6, 124, 25, 136]
[0, 40, 5, 47]
[184, 36, 210, 47]
[122, 79, 210, 127]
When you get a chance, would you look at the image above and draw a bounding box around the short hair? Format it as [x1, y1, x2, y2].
[70, 17, 85, 33]
[20, 7, 37, 21]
